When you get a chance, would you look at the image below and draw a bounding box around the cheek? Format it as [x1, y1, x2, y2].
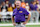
[19, 4, 21, 6]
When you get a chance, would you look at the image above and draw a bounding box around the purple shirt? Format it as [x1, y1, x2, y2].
[13, 7, 29, 22]
[30, 4, 38, 11]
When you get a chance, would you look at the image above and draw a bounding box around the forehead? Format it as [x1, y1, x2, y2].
[16, 1, 21, 4]
[34, 1, 36, 3]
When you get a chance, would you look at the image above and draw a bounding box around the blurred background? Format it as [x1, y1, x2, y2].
[0, 0, 40, 23]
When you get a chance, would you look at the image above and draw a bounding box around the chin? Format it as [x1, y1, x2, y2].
[17, 7, 20, 8]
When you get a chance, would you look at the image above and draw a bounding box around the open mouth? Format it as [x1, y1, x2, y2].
[17, 5, 19, 6]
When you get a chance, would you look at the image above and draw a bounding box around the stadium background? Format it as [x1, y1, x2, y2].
[0, 0, 34, 4]
[0, 0, 40, 27]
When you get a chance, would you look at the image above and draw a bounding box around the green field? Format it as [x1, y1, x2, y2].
[0, 20, 40, 27]
[0, 25, 40, 27]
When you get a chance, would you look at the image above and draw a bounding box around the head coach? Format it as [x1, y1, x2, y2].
[11, 1, 31, 27]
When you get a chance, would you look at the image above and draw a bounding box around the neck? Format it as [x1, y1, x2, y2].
[17, 7, 20, 9]
[33, 4, 35, 5]
[17, 8, 20, 10]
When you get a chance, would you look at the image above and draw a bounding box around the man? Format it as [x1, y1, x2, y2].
[11, 1, 30, 27]
[25, 2, 31, 14]
[36, 1, 40, 22]
[30, 1, 39, 23]
[5, 0, 9, 7]
[1, 2, 8, 12]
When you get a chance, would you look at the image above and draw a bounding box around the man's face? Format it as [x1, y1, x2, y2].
[26, 3, 29, 6]
[2, 2, 5, 6]
[6, 1, 9, 4]
[34, 2, 36, 5]
[16, 1, 21, 8]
